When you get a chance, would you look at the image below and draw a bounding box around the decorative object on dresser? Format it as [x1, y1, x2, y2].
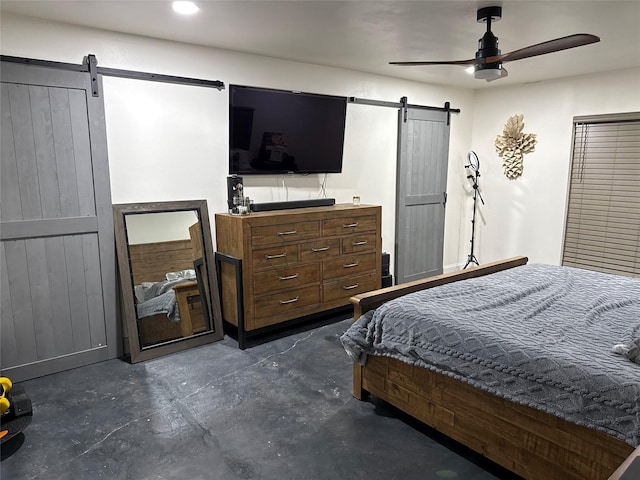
[113, 200, 224, 363]
[215, 204, 382, 349]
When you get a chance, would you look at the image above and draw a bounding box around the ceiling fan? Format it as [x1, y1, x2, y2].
[390, 6, 600, 81]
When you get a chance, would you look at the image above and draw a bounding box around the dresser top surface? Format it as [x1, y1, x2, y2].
[215, 203, 380, 220]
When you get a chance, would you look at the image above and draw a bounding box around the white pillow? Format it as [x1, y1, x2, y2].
[165, 269, 196, 281]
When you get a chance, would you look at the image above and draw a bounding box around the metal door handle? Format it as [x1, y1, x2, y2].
[277, 230, 297, 236]
[266, 252, 287, 259]
[278, 273, 299, 281]
[279, 296, 299, 305]
[352, 241, 367, 246]
[343, 262, 359, 268]
[343, 223, 359, 228]
[342, 284, 359, 290]
[312, 246, 330, 252]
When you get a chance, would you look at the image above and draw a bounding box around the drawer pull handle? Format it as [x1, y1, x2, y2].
[352, 240, 368, 246]
[278, 273, 299, 281]
[343, 223, 359, 228]
[266, 252, 287, 259]
[343, 283, 360, 290]
[277, 230, 298, 236]
[279, 296, 300, 305]
[343, 262, 359, 268]
[312, 246, 330, 252]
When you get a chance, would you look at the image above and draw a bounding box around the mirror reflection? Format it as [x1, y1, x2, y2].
[126, 210, 211, 348]
[114, 200, 223, 363]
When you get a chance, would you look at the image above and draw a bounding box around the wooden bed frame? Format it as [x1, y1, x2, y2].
[349, 256, 634, 480]
[129, 239, 207, 346]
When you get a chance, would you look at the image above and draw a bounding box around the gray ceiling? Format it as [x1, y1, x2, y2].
[2, 0, 640, 89]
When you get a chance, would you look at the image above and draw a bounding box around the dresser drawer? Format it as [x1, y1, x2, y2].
[254, 285, 321, 324]
[323, 253, 376, 279]
[323, 271, 380, 303]
[251, 221, 320, 247]
[341, 233, 377, 254]
[253, 263, 320, 295]
[252, 245, 299, 270]
[299, 238, 341, 261]
[322, 215, 377, 237]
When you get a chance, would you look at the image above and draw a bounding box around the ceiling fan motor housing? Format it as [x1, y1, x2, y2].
[475, 6, 503, 79]
[477, 31, 501, 59]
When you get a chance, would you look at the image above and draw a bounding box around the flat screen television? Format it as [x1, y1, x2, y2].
[229, 85, 347, 175]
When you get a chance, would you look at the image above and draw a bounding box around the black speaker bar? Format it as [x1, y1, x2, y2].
[250, 198, 335, 212]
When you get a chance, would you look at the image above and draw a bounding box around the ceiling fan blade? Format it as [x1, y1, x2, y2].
[486, 34, 600, 64]
[389, 59, 477, 66]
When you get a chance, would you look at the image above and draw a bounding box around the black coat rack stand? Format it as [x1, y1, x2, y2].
[464, 160, 484, 269]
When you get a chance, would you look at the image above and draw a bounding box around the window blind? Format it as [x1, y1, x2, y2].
[562, 113, 640, 277]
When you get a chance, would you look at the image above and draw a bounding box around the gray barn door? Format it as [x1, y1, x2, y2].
[1, 61, 116, 381]
[395, 108, 450, 284]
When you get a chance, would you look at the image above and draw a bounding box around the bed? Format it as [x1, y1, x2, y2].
[342, 257, 639, 480]
[129, 239, 208, 346]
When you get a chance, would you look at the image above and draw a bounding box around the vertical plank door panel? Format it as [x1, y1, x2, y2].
[44, 236, 75, 355]
[30, 85, 63, 219]
[0, 83, 22, 222]
[3, 239, 38, 365]
[24, 237, 57, 360]
[1, 243, 18, 366]
[8, 83, 42, 221]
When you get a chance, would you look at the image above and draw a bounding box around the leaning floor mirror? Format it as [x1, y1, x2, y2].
[113, 200, 224, 363]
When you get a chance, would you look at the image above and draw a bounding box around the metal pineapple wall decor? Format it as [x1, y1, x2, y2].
[495, 114, 537, 180]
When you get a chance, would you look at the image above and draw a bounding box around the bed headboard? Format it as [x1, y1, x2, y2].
[350, 256, 529, 319]
[128, 239, 195, 284]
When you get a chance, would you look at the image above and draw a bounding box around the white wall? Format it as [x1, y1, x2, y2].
[469, 68, 640, 265]
[1, 12, 475, 274]
[125, 210, 198, 245]
[3, 13, 638, 274]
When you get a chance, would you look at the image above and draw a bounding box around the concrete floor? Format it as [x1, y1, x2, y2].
[1, 318, 518, 480]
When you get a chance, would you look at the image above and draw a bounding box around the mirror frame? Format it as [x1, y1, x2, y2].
[113, 200, 224, 363]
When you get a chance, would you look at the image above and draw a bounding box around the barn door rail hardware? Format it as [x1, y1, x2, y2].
[1, 54, 225, 97]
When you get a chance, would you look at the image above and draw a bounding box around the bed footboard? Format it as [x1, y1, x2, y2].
[357, 355, 633, 480]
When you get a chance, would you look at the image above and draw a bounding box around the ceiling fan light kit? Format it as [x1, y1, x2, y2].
[390, 5, 600, 82]
[474, 63, 503, 81]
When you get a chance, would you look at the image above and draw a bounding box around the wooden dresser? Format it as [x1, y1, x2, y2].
[215, 204, 382, 346]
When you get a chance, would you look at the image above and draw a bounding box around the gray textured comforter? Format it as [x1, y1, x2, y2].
[341, 264, 640, 447]
[135, 277, 195, 322]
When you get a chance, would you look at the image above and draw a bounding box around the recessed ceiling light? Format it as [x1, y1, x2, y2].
[173, 1, 199, 15]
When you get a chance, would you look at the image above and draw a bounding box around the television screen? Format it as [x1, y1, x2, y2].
[229, 85, 347, 175]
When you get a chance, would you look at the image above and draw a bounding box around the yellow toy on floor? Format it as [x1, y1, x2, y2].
[1, 376, 32, 444]
[0, 377, 12, 414]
